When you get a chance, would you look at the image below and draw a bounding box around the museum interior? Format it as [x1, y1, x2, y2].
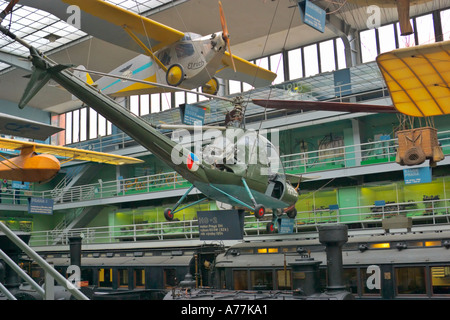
[1, 0, 450, 301]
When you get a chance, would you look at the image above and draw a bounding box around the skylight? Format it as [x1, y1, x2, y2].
[0, 0, 175, 71]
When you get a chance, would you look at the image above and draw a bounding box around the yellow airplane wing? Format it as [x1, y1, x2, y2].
[61, 0, 185, 53]
[376, 40, 450, 117]
[0, 137, 143, 165]
[216, 52, 277, 88]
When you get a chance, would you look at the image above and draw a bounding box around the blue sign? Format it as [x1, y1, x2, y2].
[28, 197, 54, 215]
[333, 68, 352, 97]
[181, 104, 205, 125]
[278, 218, 294, 234]
[374, 200, 386, 206]
[298, 0, 326, 33]
[403, 167, 432, 185]
[12, 181, 30, 190]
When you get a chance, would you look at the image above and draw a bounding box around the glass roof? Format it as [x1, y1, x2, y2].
[142, 61, 388, 128]
[0, 0, 174, 71]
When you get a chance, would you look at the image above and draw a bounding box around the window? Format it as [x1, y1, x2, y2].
[98, 268, 113, 288]
[72, 109, 79, 143]
[130, 95, 140, 115]
[250, 270, 273, 290]
[175, 91, 185, 109]
[118, 269, 129, 288]
[416, 14, 435, 44]
[65, 111, 72, 144]
[288, 48, 302, 80]
[360, 28, 378, 63]
[81, 268, 93, 286]
[229, 80, 242, 95]
[319, 40, 336, 73]
[336, 38, 347, 69]
[270, 53, 284, 84]
[303, 44, 319, 77]
[343, 268, 358, 294]
[163, 268, 177, 288]
[395, 267, 426, 295]
[80, 108, 87, 141]
[98, 113, 107, 137]
[134, 269, 146, 288]
[431, 266, 450, 295]
[233, 270, 248, 290]
[441, 9, 450, 40]
[277, 269, 291, 290]
[89, 108, 98, 139]
[151, 94, 161, 113]
[378, 24, 397, 53]
[161, 92, 171, 111]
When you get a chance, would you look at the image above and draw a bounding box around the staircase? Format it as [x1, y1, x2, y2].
[51, 164, 99, 202]
[50, 163, 104, 244]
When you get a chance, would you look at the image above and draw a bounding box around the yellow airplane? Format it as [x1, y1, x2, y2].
[18, 0, 277, 97]
[0, 137, 143, 182]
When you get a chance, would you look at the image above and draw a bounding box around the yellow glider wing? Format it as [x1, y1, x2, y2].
[216, 52, 277, 88]
[0, 137, 143, 165]
[62, 0, 185, 52]
[376, 41, 450, 117]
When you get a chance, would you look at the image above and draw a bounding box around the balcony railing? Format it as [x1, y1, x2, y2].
[0, 129, 449, 207]
[28, 197, 450, 247]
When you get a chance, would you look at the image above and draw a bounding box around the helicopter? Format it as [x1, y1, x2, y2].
[0, 9, 305, 233]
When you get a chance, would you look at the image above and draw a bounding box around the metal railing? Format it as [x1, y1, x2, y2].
[0, 129, 449, 207]
[0, 221, 89, 300]
[28, 197, 450, 247]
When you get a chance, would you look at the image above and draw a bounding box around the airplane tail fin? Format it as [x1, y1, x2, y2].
[73, 65, 95, 86]
[18, 50, 72, 109]
[19, 67, 52, 109]
[71, 65, 96, 100]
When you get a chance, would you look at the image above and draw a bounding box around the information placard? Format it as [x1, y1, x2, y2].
[197, 210, 244, 240]
[403, 167, 432, 185]
[28, 197, 54, 215]
[298, 0, 326, 33]
[180, 104, 205, 125]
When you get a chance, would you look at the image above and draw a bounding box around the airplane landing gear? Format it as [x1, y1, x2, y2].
[164, 208, 174, 221]
[254, 204, 265, 219]
[266, 222, 275, 233]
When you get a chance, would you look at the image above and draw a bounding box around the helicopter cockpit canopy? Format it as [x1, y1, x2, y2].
[202, 133, 235, 165]
[202, 129, 284, 178]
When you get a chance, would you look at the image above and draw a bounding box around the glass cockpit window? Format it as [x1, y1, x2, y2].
[235, 132, 284, 176]
[181, 32, 202, 41]
[175, 43, 195, 59]
[202, 134, 235, 165]
[157, 48, 172, 66]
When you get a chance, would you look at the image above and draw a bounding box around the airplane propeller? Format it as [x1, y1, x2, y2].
[219, 1, 236, 72]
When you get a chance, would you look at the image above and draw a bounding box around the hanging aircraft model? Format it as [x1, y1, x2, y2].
[17, 0, 277, 97]
[0, 1, 303, 233]
[0, 137, 144, 182]
[253, 39, 450, 168]
[0, 1, 144, 183]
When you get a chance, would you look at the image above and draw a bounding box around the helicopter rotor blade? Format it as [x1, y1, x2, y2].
[219, 1, 236, 72]
[252, 99, 398, 114]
